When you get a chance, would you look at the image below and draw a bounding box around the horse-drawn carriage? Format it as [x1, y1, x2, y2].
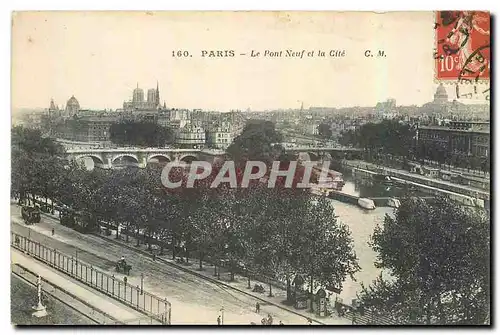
[115, 259, 132, 275]
[38, 202, 52, 213]
[21, 206, 41, 225]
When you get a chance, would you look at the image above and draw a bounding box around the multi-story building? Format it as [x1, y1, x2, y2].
[84, 116, 116, 142]
[170, 109, 191, 121]
[308, 123, 320, 136]
[417, 120, 490, 158]
[296, 118, 319, 136]
[206, 121, 233, 149]
[175, 124, 206, 148]
[54, 115, 116, 142]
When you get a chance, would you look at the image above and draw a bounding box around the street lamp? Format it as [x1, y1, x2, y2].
[220, 306, 224, 325]
[141, 273, 144, 295]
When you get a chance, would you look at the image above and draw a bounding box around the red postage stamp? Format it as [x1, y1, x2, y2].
[434, 11, 490, 81]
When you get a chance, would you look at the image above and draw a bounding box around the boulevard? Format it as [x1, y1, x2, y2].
[11, 204, 351, 325]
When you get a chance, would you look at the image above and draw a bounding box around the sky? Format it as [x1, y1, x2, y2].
[11, 11, 486, 112]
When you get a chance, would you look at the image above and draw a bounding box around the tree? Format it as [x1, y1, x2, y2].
[109, 120, 174, 147]
[11, 126, 66, 203]
[243, 186, 307, 294]
[12, 126, 65, 156]
[338, 121, 416, 162]
[318, 123, 333, 139]
[294, 196, 360, 300]
[338, 129, 357, 147]
[358, 196, 490, 325]
[239, 184, 359, 301]
[226, 120, 284, 166]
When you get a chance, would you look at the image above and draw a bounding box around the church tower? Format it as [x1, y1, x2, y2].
[49, 99, 57, 112]
[48, 98, 60, 118]
[155, 81, 160, 107]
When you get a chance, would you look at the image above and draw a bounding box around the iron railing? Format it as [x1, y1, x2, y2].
[12, 262, 120, 325]
[335, 301, 398, 325]
[11, 232, 171, 325]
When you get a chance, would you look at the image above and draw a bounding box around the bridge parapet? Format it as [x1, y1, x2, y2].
[66, 147, 225, 168]
[285, 146, 363, 152]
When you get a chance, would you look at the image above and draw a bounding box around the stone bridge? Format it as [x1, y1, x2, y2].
[64, 144, 363, 169]
[284, 146, 363, 161]
[66, 148, 226, 169]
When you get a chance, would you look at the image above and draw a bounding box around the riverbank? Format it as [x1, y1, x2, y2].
[341, 160, 489, 202]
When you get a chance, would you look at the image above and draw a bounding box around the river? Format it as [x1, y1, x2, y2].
[326, 172, 400, 304]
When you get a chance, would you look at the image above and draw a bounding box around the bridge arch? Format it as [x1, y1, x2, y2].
[147, 154, 172, 165]
[74, 154, 104, 165]
[297, 152, 321, 162]
[147, 154, 172, 162]
[112, 154, 139, 163]
[111, 154, 140, 168]
[179, 154, 198, 164]
[74, 154, 104, 170]
[307, 152, 320, 161]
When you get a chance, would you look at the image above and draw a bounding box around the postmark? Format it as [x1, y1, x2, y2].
[434, 11, 490, 83]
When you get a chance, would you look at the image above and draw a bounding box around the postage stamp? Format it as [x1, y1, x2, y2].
[434, 11, 490, 82]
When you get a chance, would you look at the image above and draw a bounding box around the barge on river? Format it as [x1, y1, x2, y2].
[327, 190, 376, 210]
[310, 165, 345, 191]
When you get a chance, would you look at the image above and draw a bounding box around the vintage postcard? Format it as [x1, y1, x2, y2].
[11, 11, 490, 326]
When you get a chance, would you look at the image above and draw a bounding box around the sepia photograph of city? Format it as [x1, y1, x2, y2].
[10, 10, 490, 326]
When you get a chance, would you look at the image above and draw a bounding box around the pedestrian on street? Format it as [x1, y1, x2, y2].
[217, 315, 221, 325]
[51, 228, 55, 236]
[267, 314, 273, 325]
[255, 302, 260, 313]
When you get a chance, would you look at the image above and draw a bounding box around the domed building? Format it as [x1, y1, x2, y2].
[419, 83, 469, 120]
[65, 95, 80, 117]
[417, 83, 490, 159]
[433, 83, 448, 104]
